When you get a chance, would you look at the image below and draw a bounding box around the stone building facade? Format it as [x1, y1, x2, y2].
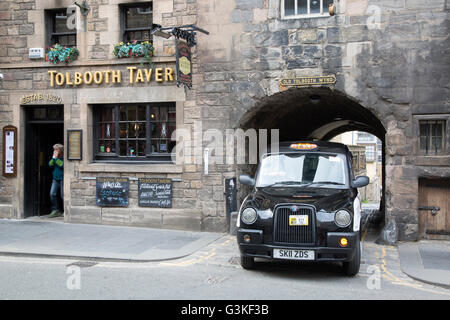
[0, 0, 449, 240]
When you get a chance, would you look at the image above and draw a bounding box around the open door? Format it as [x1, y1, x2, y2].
[24, 106, 64, 217]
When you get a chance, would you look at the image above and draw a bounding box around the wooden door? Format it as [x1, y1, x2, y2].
[418, 178, 450, 240]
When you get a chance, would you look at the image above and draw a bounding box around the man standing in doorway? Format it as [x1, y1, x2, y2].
[48, 144, 64, 218]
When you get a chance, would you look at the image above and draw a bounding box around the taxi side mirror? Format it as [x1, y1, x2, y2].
[239, 174, 255, 187]
[351, 176, 370, 188]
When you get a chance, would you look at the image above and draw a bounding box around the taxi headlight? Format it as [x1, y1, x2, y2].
[334, 210, 351, 227]
[241, 207, 258, 225]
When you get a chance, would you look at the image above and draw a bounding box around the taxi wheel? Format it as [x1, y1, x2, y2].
[240, 255, 255, 269]
[343, 239, 361, 276]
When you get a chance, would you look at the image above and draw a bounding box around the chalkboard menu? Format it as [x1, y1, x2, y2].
[138, 178, 173, 208]
[96, 177, 129, 207]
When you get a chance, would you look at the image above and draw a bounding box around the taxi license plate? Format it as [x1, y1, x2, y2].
[273, 249, 314, 260]
[289, 215, 308, 226]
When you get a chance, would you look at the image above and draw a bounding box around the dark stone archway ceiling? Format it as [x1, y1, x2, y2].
[239, 87, 386, 141]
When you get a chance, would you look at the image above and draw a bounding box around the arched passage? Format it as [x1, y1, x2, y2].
[237, 86, 387, 215]
[239, 87, 385, 140]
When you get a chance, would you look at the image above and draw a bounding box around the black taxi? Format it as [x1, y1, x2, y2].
[237, 141, 369, 276]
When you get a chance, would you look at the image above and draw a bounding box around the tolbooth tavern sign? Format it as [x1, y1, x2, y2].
[48, 66, 175, 87]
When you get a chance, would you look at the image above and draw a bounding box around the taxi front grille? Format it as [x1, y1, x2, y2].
[274, 206, 315, 245]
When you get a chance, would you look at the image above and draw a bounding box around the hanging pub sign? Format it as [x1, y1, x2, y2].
[3, 125, 17, 177]
[176, 39, 193, 89]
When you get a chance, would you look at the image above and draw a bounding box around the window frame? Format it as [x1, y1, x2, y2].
[93, 103, 176, 163]
[120, 2, 153, 43]
[281, 0, 332, 20]
[412, 114, 449, 156]
[418, 120, 446, 155]
[45, 8, 77, 48]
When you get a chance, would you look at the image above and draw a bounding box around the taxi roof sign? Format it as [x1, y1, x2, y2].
[290, 143, 318, 150]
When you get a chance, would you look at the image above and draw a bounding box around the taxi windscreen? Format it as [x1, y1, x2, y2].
[256, 153, 348, 188]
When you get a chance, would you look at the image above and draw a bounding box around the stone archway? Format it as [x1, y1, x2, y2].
[235, 86, 387, 221]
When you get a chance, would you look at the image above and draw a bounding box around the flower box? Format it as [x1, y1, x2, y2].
[113, 40, 154, 65]
[46, 44, 79, 64]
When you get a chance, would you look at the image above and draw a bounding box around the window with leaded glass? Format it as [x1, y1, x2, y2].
[283, 0, 333, 18]
[94, 103, 176, 162]
[419, 120, 445, 155]
[121, 3, 153, 43]
[45, 9, 77, 47]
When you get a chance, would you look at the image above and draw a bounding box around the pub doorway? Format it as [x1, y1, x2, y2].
[24, 106, 64, 218]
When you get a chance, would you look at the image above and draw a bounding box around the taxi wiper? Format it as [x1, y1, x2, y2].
[262, 181, 305, 187]
[302, 181, 345, 187]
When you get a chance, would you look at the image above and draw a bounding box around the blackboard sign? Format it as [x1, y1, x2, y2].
[96, 177, 129, 207]
[138, 178, 173, 208]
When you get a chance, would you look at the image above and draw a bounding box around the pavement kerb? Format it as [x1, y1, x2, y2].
[0, 234, 225, 263]
[398, 242, 450, 289]
[0, 219, 226, 263]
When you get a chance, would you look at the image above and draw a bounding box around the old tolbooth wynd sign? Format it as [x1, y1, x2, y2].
[279, 75, 336, 91]
[47, 66, 175, 87]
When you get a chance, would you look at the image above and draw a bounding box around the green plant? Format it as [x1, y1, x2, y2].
[112, 40, 154, 66]
[46, 44, 79, 64]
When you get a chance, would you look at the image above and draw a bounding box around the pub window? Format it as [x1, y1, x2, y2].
[120, 3, 153, 43]
[45, 9, 77, 47]
[94, 103, 176, 162]
[282, 0, 333, 18]
[419, 120, 445, 155]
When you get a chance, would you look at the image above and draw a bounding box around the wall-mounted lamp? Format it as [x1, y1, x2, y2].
[150, 24, 173, 39]
[74, 0, 90, 17]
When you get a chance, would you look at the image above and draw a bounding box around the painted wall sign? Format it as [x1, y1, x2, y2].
[67, 129, 82, 160]
[48, 66, 175, 87]
[279, 75, 336, 90]
[96, 177, 129, 207]
[176, 40, 192, 89]
[138, 178, 173, 208]
[3, 125, 17, 177]
[20, 93, 62, 104]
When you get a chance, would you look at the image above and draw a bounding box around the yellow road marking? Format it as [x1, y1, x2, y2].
[361, 227, 369, 242]
[160, 248, 217, 267]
